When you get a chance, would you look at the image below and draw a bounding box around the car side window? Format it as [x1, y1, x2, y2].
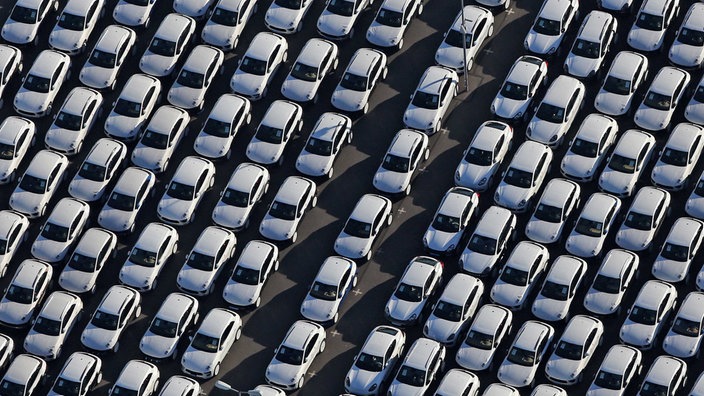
[320, 51, 331, 77]
[117, 40, 129, 66]
[61, 305, 75, 332]
[584, 330, 595, 357]
[464, 287, 477, 316]
[196, 172, 207, 194]
[427, 353, 439, 384]
[170, 119, 184, 145]
[35, 272, 47, 300]
[657, 296, 669, 320]
[305, 334, 318, 358]
[2, 62, 11, 84]
[298, 185, 311, 216]
[500, 220, 511, 245]
[7, 224, 20, 248]
[385, 340, 396, 364]
[216, 241, 228, 263]
[69, 214, 82, 237]
[569, 271, 579, 296]
[238, 0, 251, 23]
[439, 80, 451, 103]
[636, 146, 648, 169]
[268, 45, 281, 72]
[38, 0, 49, 19]
[410, 144, 422, 169]
[85, 1, 97, 25]
[562, 6, 571, 29]
[473, 20, 486, 45]
[140, 374, 151, 395]
[135, 181, 148, 206]
[250, 178, 262, 204]
[494, 135, 505, 159]
[566, 92, 578, 118]
[221, 322, 233, 346]
[537, 336, 547, 360]
[368, 60, 380, 89]
[339, 269, 350, 293]
[690, 136, 702, 161]
[177, 30, 187, 54]
[403, 3, 413, 24]
[158, 237, 170, 260]
[98, 241, 111, 266]
[604, 206, 615, 232]
[143, 87, 155, 113]
[47, 165, 61, 188]
[119, 297, 133, 326]
[535, 155, 546, 184]
[51, 66, 62, 90]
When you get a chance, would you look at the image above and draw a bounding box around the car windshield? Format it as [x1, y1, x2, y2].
[52, 378, 82, 396]
[570, 138, 599, 158]
[202, 118, 231, 137]
[108, 192, 135, 211]
[231, 266, 259, 285]
[355, 352, 384, 372]
[640, 382, 668, 396]
[91, 310, 119, 330]
[643, 92, 672, 110]
[210, 7, 239, 26]
[290, 62, 319, 82]
[571, 39, 600, 58]
[382, 154, 410, 172]
[5, 285, 33, 304]
[276, 346, 303, 365]
[129, 247, 157, 267]
[533, 17, 560, 35]
[541, 281, 569, 300]
[629, 306, 657, 325]
[694, 86, 704, 103]
[464, 146, 493, 166]
[444, 29, 471, 48]
[19, 175, 47, 194]
[660, 243, 688, 261]
[177, 70, 205, 89]
[89, 49, 116, 68]
[305, 137, 333, 156]
[239, 56, 267, 76]
[10, 5, 38, 23]
[187, 251, 216, 271]
[344, 219, 372, 238]
[468, 234, 496, 255]
[465, 330, 493, 350]
[32, 316, 61, 336]
[394, 282, 423, 302]
[608, 154, 636, 173]
[396, 365, 426, 387]
[660, 148, 688, 166]
[500, 267, 529, 286]
[412, 91, 440, 109]
[41, 223, 69, 242]
[78, 162, 107, 182]
[603, 76, 631, 95]
[0, 143, 15, 160]
[555, 341, 583, 360]
[534, 204, 562, 223]
[149, 317, 178, 338]
[636, 12, 663, 31]
[500, 81, 528, 100]
[340, 72, 368, 91]
[149, 38, 177, 56]
[167, 181, 195, 200]
[594, 370, 623, 390]
[54, 112, 82, 131]
[310, 281, 338, 301]
[140, 130, 169, 149]
[507, 347, 536, 366]
[269, 201, 297, 221]
[574, 218, 603, 237]
[432, 214, 461, 233]
[221, 188, 249, 207]
[274, 0, 302, 8]
[376, 8, 403, 27]
[624, 211, 652, 231]
[536, 103, 565, 123]
[68, 252, 97, 272]
[433, 301, 463, 322]
[23, 75, 50, 93]
[672, 317, 701, 337]
[58, 13, 85, 30]
[113, 99, 141, 117]
[191, 333, 219, 353]
[503, 168, 533, 188]
[111, 386, 138, 396]
[255, 125, 285, 144]
[592, 274, 620, 294]
[326, 0, 355, 16]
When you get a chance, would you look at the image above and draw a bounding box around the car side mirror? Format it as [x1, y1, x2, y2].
[409, 94, 414, 100]
[561, 27, 566, 33]
[189, 335, 194, 342]
[56, 15, 60, 21]
[112, 101, 116, 107]
[274, 347, 278, 354]
[501, 171, 506, 178]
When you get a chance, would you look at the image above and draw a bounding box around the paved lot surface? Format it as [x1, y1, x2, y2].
[1, 0, 703, 395]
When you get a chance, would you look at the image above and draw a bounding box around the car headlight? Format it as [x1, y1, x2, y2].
[73, 42, 79, 49]
[289, 21, 295, 27]
[518, 199, 527, 208]
[591, 249, 598, 255]
[447, 244, 455, 252]
[369, 383, 377, 392]
[254, 87, 260, 93]
[192, 100, 197, 105]
[548, 46, 557, 54]
[549, 134, 558, 142]
[409, 313, 417, 320]
[447, 333, 456, 341]
[478, 177, 487, 186]
[514, 111, 523, 119]
[164, 67, 169, 73]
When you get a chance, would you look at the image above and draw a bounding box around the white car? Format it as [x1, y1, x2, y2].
[385, 256, 443, 326]
[687, 170, 704, 219]
[423, 273, 483, 346]
[265, 320, 326, 390]
[544, 315, 604, 385]
[526, 75, 585, 147]
[366, 0, 423, 49]
[131, 105, 189, 173]
[594, 51, 649, 116]
[494, 141, 552, 212]
[525, 178, 580, 244]
[686, 75, 704, 125]
[497, 320, 554, 388]
[627, 0, 679, 52]
[598, 0, 634, 12]
[423, 187, 478, 256]
[653, 217, 704, 283]
[331, 47, 387, 114]
[0, 116, 35, 185]
[2, 0, 58, 45]
[635, 66, 691, 131]
[201, 0, 258, 50]
[0, 259, 52, 328]
[0, 44, 23, 107]
[490, 55, 548, 123]
[80, 25, 134, 89]
[373, 129, 429, 196]
[587, 345, 642, 396]
[434, 369, 479, 396]
[158, 376, 201, 396]
[344, 325, 406, 396]
[0, 210, 30, 278]
[231, 32, 288, 100]
[387, 338, 445, 396]
[9, 149, 67, 218]
[176, 226, 236, 296]
[139, 292, 199, 361]
[598, 129, 656, 197]
[523, 0, 579, 56]
[652, 123, 704, 190]
[0, 354, 47, 396]
[692, 373, 704, 396]
[454, 121, 513, 191]
[246, 100, 303, 166]
[403, 66, 459, 134]
[565, 193, 622, 258]
[23, 291, 82, 360]
[619, 280, 677, 349]
[13, 49, 70, 118]
[459, 205, 516, 276]
[637, 356, 687, 396]
[48, 0, 104, 55]
[259, 176, 316, 243]
[110, 360, 159, 396]
[45, 87, 103, 155]
[281, 38, 338, 103]
[668, 3, 704, 69]
[119, 222, 179, 292]
[334, 194, 392, 261]
[456, 304, 512, 372]
[212, 162, 270, 231]
[31, 198, 89, 264]
[564, 11, 617, 78]
[68, 138, 127, 202]
[490, 241, 549, 310]
[483, 383, 520, 396]
[222, 240, 279, 309]
[157, 156, 216, 226]
[435, 5, 494, 73]
[113, 0, 157, 27]
[194, 93, 251, 160]
[560, 114, 618, 182]
[49, 352, 102, 396]
[139, 13, 196, 77]
[663, 291, 704, 358]
[532, 255, 586, 322]
[80, 285, 141, 353]
[301, 256, 357, 324]
[174, 0, 216, 18]
[295, 112, 352, 178]
[58, 227, 116, 294]
[316, 0, 371, 40]
[264, 0, 313, 34]
[615, 186, 670, 251]
[583, 249, 639, 316]
[104, 73, 161, 141]
[98, 167, 156, 233]
[168, 45, 224, 111]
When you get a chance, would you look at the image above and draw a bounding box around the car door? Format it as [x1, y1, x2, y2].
[157, 236, 170, 266]
[61, 303, 76, 337]
[142, 87, 155, 116]
[119, 295, 135, 330]
[220, 321, 234, 356]
[472, 18, 486, 51]
[85, 0, 98, 29]
[304, 333, 319, 365]
[583, 329, 596, 358]
[33, 270, 48, 303]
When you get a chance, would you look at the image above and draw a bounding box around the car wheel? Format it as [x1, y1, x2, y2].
[143, 18, 150, 29]
[417, 3, 423, 15]
[112, 342, 120, 353]
[254, 296, 261, 308]
[89, 284, 96, 295]
[347, 131, 353, 143]
[134, 305, 142, 319]
[387, 214, 392, 226]
[488, 24, 494, 36]
[382, 66, 388, 80]
[332, 58, 339, 73]
[0, 266, 6, 279]
[282, 50, 288, 63]
[423, 147, 430, 161]
[404, 184, 411, 196]
[276, 154, 284, 166]
[235, 326, 242, 341]
[396, 38, 404, 51]
[362, 103, 369, 114]
[296, 377, 304, 389]
[326, 167, 334, 179]
[290, 232, 298, 243]
[332, 313, 339, 324]
[364, 250, 372, 261]
[213, 364, 220, 377]
[310, 196, 318, 208]
[274, 260, 280, 271]
[319, 340, 326, 353]
[95, 372, 102, 388]
[466, 57, 474, 72]
[352, 276, 358, 288]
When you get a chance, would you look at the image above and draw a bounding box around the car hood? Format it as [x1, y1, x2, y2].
[140, 52, 174, 77]
[586, 384, 622, 396]
[663, 332, 699, 358]
[532, 296, 568, 321]
[495, 183, 531, 209]
[386, 297, 421, 322]
[334, 233, 370, 259]
[202, 22, 236, 46]
[686, 194, 704, 218]
[346, 367, 383, 394]
[182, 347, 216, 373]
[425, 315, 461, 342]
[168, 84, 202, 109]
[31, 236, 69, 262]
[424, 228, 460, 252]
[491, 282, 525, 306]
[2, 21, 37, 44]
[600, 0, 629, 10]
[212, 203, 249, 229]
[318, 12, 352, 37]
[282, 77, 315, 102]
[566, 232, 601, 258]
[561, 153, 597, 179]
[583, 289, 619, 315]
[565, 54, 599, 78]
[158, 196, 191, 221]
[232, 70, 265, 96]
[599, 169, 633, 195]
[98, 207, 132, 233]
[223, 281, 260, 306]
[195, 133, 231, 159]
[388, 382, 425, 396]
[435, 43, 463, 69]
[619, 319, 654, 346]
[615, 227, 650, 251]
[404, 105, 436, 131]
[24, 331, 57, 356]
[132, 145, 166, 170]
[685, 101, 704, 125]
[332, 88, 367, 112]
[456, 345, 492, 371]
[525, 32, 560, 54]
[113, 3, 148, 25]
[528, 118, 564, 144]
[140, 332, 176, 358]
[0, 299, 33, 326]
[68, 177, 104, 202]
[635, 106, 669, 131]
[651, 162, 687, 187]
[177, 266, 212, 292]
[669, 42, 703, 68]
[119, 262, 157, 287]
[49, 28, 81, 51]
[498, 361, 533, 387]
[266, 359, 303, 387]
[455, 161, 492, 190]
[652, 257, 687, 283]
[296, 152, 331, 177]
[105, 112, 142, 139]
[301, 295, 336, 322]
[373, 169, 409, 194]
[545, 357, 582, 382]
[493, 96, 527, 119]
[627, 28, 664, 51]
[460, 249, 495, 275]
[265, 7, 301, 29]
[14, 88, 50, 112]
[45, 127, 80, 151]
[247, 138, 282, 165]
[59, 268, 95, 294]
[366, 23, 402, 47]
[81, 324, 118, 350]
[174, 0, 210, 16]
[10, 190, 43, 214]
[525, 218, 561, 244]
[260, 216, 295, 241]
[595, 90, 630, 116]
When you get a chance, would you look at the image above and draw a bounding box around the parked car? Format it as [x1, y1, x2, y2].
[652, 217, 704, 283]
[300, 256, 357, 324]
[523, 0, 579, 56]
[181, 308, 242, 379]
[422, 187, 478, 256]
[497, 320, 555, 388]
[387, 338, 445, 395]
[454, 121, 513, 191]
[0, 259, 52, 328]
[334, 194, 392, 261]
[68, 138, 127, 202]
[344, 325, 406, 396]
[385, 256, 443, 326]
[435, 5, 494, 73]
[619, 280, 677, 349]
[331, 47, 387, 114]
[264, 320, 326, 390]
[586, 345, 642, 396]
[455, 304, 513, 371]
[365, 0, 423, 49]
[531, 255, 586, 322]
[79, 24, 136, 90]
[490, 241, 549, 310]
[563, 11, 617, 78]
[230, 32, 288, 100]
[139, 13, 196, 77]
[583, 249, 639, 316]
[560, 113, 618, 182]
[594, 51, 649, 116]
[544, 315, 604, 385]
[423, 273, 483, 346]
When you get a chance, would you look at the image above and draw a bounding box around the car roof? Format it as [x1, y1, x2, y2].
[298, 38, 336, 67]
[59, 352, 99, 383]
[439, 274, 480, 305]
[114, 167, 154, 195]
[155, 13, 193, 41]
[577, 11, 612, 42]
[12, 259, 50, 289]
[601, 345, 639, 374]
[475, 206, 514, 237]
[63, 0, 94, 15]
[646, 356, 685, 386]
[361, 325, 401, 357]
[599, 249, 637, 278]
[99, 286, 136, 315]
[514, 321, 552, 351]
[471, 121, 511, 151]
[310, 112, 350, 142]
[30, 50, 68, 79]
[404, 338, 441, 369]
[47, 198, 87, 227]
[85, 138, 124, 166]
[245, 32, 284, 60]
[389, 129, 425, 157]
[380, 0, 412, 13]
[574, 114, 615, 142]
[677, 292, 704, 322]
[0, 116, 33, 145]
[472, 304, 510, 335]
[193, 226, 232, 255]
[401, 256, 439, 286]
[121, 74, 160, 103]
[275, 176, 314, 205]
[417, 66, 456, 95]
[26, 150, 65, 177]
[560, 315, 600, 344]
[507, 56, 544, 85]
[135, 223, 175, 251]
[582, 193, 620, 221]
[198, 308, 238, 337]
[156, 293, 196, 323]
[649, 66, 690, 94]
[437, 187, 475, 217]
[506, 241, 546, 271]
[539, 0, 572, 21]
[116, 360, 157, 388]
[630, 186, 668, 215]
[228, 162, 267, 192]
[641, 0, 670, 15]
[511, 141, 550, 171]
[546, 255, 584, 285]
[451, 6, 488, 32]
[3, 354, 44, 384]
[237, 240, 277, 270]
[613, 129, 653, 159]
[261, 100, 300, 129]
[609, 51, 646, 81]
[351, 194, 389, 222]
[347, 48, 385, 77]
[0, 210, 25, 238]
[38, 291, 78, 321]
[74, 228, 114, 258]
[316, 256, 354, 286]
[184, 45, 221, 72]
[543, 75, 584, 106]
[209, 94, 248, 123]
[635, 280, 675, 310]
[147, 105, 188, 134]
[173, 156, 213, 185]
[282, 320, 322, 349]
[666, 217, 704, 247]
[539, 179, 578, 208]
[665, 123, 704, 151]
[0, 45, 20, 69]
[683, 3, 704, 30]
[95, 25, 133, 54]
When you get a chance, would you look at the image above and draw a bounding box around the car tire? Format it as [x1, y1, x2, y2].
[404, 184, 411, 196]
[332, 312, 339, 324]
[382, 66, 388, 80]
[290, 232, 298, 243]
[112, 342, 120, 353]
[423, 147, 430, 161]
[319, 340, 326, 353]
[143, 18, 150, 29]
[326, 167, 334, 179]
[310, 196, 318, 208]
[296, 377, 304, 389]
[364, 250, 372, 261]
[352, 276, 358, 288]
[418, 3, 423, 15]
[235, 326, 242, 341]
[347, 131, 353, 144]
[214, 364, 220, 377]
[362, 103, 369, 114]
[254, 296, 261, 308]
[387, 214, 392, 226]
[282, 50, 288, 63]
[488, 24, 494, 37]
[396, 39, 404, 50]
[134, 305, 142, 319]
[274, 260, 279, 271]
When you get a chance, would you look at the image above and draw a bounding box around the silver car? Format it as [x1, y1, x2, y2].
[334, 193, 392, 261]
[565, 193, 622, 258]
[563, 11, 617, 78]
[58, 227, 116, 294]
[176, 226, 236, 296]
[652, 217, 704, 283]
[423, 187, 478, 256]
[403, 65, 458, 134]
[110, 360, 159, 396]
[331, 47, 387, 114]
[13, 49, 70, 118]
[2, 0, 58, 45]
[586, 345, 642, 396]
[634, 66, 691, 132]
[627, 0, 679, 52]
[0, 44, 23, 106]
[0, 210, 30, 278]
[316, 0, 372, 40]
[246, 100, 303, 166]
[0, 116, 35, 185]
[526, 75, 585, 147]
[494, 141, 552, 212]
[344, 325, 405, 395]
[131, 105, 190, 173]
[295, 112, 352, 178]
[201, 0, 258, 50]
[281, 38, 338, 103]
[31, 197, 89, 264]
[48, 352, 102, 396]
[459, 205, 516, 276]
[157, 156, 216, 226]
[489, 241, 549, 310]
[454, 121, 513, 191]
[230, 32, 288, 100]
[497, 320, 554, 388]
[594, 51, 649, 116]
[662, 291, 704, 358]
[113, 0, 157, 27]
[80, 285, 141, 353]
[212, 162, 270, 231]
[668, 3, 704, 69]
[119, 222, 179, 292]
[0, 259, 52, 328]
[139, 292, 199, 361]
[98, 167, 156, 233]
[45, 87, 103, 155]
[194, 93, 251, 160]
[423, 273, 483, 346]
[524, 178, 580, 245]
[9, 149, 68, 218]
[544, 315, 603, 386]
[455, 304, 513, 371]
[651, 123, 704, 191]
[264, 0, 314, 34]
[222, 240, 279, 309]
[300, 256, 357, 324]
[490, 56, 548, 122]
[619, 280, 677, 350]
[168, 45, 224, 111]
[23, 290, 83, 360]
[560, 113, 618, 182]
[583, 249, 639, 316]
[598, 129, 656, 197]
[387, 338, 445, 395]
[259, 176, 316, 243]
[384, 256, 443, 326]
[523, 0, 578, 56]
[265, 320, 325, 390]
[48, 0, 104, 55]
[0, 354, 47, 395]
[373, 129, 429, 196]
[685, 74, 704, 125]
[80, 25, 135, 90]
[615, 186, 670, 252]
[139, 13, 196, 77]
[104, 73, 161, 141]
[366, 0, 423, 50]
[531, 255, 586, 322]
[173, 0, 216, 19]
[69, 138, 127, 202]
[637, 356, 687, 396]
[435, 5, 494, 73]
